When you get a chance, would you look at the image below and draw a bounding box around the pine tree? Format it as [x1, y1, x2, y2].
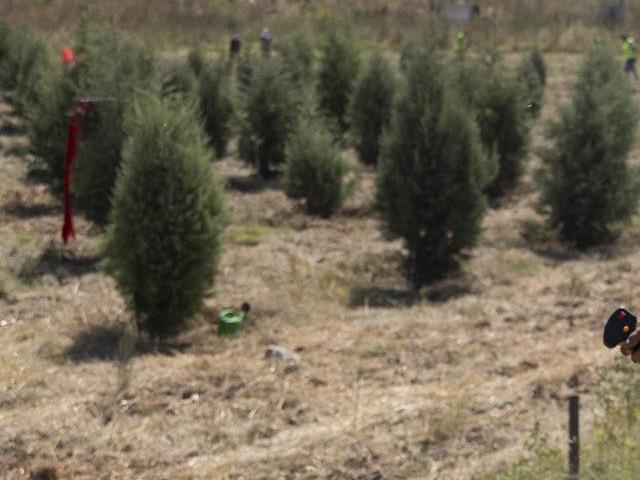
[104, 94, 225, 339]
[25, 69, 75, 189]
[285, 115, 347, 217]
[377, 46, 494, 287]
[465, 53, 530, 198]
[317, 27, 360, 132]
[349, 53, 395, 165]
[72, 27, 156, 225]
[518, 48, 547, 118]
[278, 30, 315, 87]
[199, 61, 234, 158]
[238, 58, 299, 177]
[540, 42, 639, 248]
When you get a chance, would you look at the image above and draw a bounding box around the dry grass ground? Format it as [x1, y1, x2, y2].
[2, 53, 640, 479]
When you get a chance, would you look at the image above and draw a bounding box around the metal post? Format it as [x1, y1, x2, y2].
[568, 395, 580, 480]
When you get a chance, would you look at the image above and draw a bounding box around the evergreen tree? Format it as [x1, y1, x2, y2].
[468, 54, 530, 198]
[518, 48, 547, 118]
[285, 115, 347, 217]
[72, 27, 156, 225]
[13, 31, 56, 116]
[278, 30, 315, 87]
[540, 42, 639, 248]
[25, 69, 75, 188]
[238, 58, 299, 177]
[188, 45, 207, 77]
[104, 94, 225, 339]
[317, 27, 360, 132]
[452, 54, 529, 198]
[199, 61, 234, 158]
[349, 53, 395, 165]
[377, 47, 494, 286]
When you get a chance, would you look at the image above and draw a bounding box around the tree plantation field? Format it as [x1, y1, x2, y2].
[4, 0, 640, 52]
[2, 50, 640, 479]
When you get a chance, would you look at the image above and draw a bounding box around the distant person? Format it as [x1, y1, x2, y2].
[622, 34, 638, 80]
[260, 27, 272, 57]
[230, 31, 241, 58]
[454, 30, 469, 59]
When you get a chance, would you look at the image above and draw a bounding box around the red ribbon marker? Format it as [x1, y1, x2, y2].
[62, 99, 92, 245]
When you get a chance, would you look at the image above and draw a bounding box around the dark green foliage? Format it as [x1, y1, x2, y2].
[317, 27, 360, 132]
[518, 48, 547, 118]
[72, 27, 156, 225]
[235, 47, 255, 95]
[284, 116, 347, 217]
[104, 94, 225, 339]
[162, 61, 199, 97]
[199, 61, 234, 158]
[530, 48, 546, 86]
[238, 58, 299, 177]
[12, 31, 57, 115]
[459, 54, 530, 198]
[349, 53, 395, 165]
[162, 46, 207, 97]
[278, 30, 315, 87]
[0, 21, 9, 66]
[25, 70, 75, 188]
[188, 45, 207, 77]
[540, 42, 639, 248]
[377, 47, 493, 287]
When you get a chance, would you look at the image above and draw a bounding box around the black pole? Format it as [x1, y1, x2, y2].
[568, 395, 580, 480]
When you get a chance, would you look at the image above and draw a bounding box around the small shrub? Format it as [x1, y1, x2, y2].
[285, 116, 347, 217]
[540, 41, 639, 248]
[199, 61, 234, 158]
[376, 46, 494, 287]
[238, 58, 299, 177]
[518, 48, 547, 117]
[317, 26, 360, 132]
[104, 94, 225, 339]
[349, 53, 395, 165]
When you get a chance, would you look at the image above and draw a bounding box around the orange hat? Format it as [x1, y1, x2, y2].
[62, 46, 75, 66]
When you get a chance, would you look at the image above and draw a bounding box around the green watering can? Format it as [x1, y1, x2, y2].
[218, 303, 251, 336]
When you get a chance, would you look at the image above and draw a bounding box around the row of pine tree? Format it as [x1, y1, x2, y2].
[0, 20, 637, 337]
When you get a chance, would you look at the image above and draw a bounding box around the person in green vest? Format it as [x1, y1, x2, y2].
[454, 30, 469, 59]
[622, 34, 638, 80]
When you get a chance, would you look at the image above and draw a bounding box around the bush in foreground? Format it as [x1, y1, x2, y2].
[349, 53, 395, 165]
[540, 41, 639, 248]
[377, 46, 494, 287]
[285, 116, 347, 217]
[104, 94, 225, 339]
